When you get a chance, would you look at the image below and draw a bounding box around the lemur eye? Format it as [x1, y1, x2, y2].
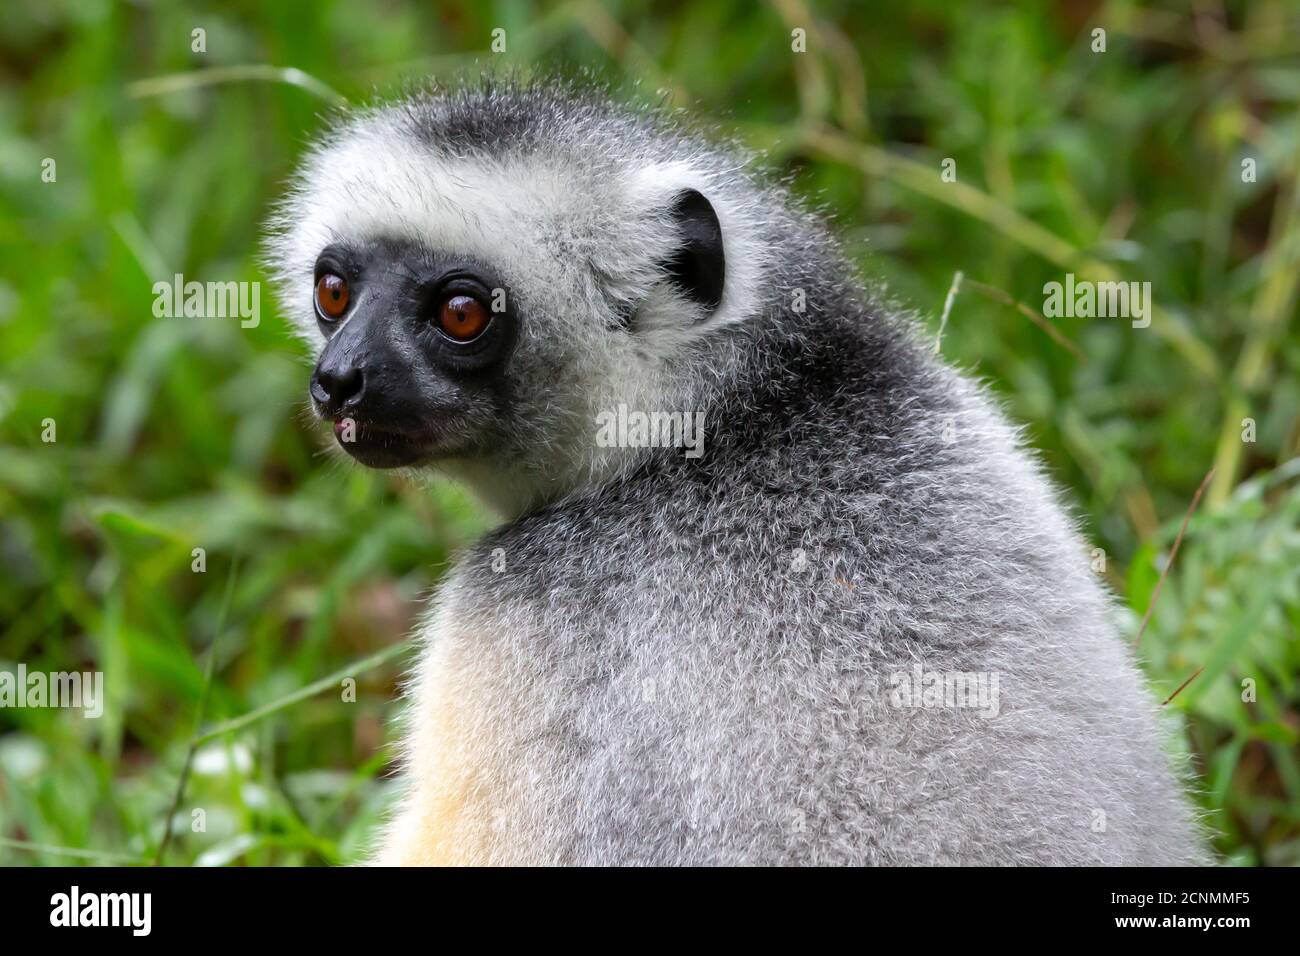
[436, 293, 490, 342]
[315, 273, 350, 320]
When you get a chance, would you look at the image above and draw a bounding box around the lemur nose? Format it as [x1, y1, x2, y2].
[311, 363, 364, 415]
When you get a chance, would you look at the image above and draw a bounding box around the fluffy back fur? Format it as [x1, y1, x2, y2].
[267, 77, 1208, 865]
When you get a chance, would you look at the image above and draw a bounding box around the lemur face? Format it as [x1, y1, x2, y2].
[306, 236, 519, 468]
[266, 89, 754, 499]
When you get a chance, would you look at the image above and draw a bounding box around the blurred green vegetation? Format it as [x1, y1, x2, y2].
[1, 0, 1297, 865]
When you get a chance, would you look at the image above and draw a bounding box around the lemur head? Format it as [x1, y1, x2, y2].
[266, 78, 785, 513]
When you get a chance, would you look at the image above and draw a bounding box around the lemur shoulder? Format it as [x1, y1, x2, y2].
[266, 78, 1208, 866]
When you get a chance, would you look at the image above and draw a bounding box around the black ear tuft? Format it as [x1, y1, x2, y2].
[664, 189, 725, 314]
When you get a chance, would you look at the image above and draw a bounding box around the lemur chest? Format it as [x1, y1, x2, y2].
[389, 607, 564, 866]
[395, 637, 502, 864]
[386, 590, 690, 865]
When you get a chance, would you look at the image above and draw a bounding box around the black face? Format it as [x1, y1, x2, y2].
[308, 240, 517, 468]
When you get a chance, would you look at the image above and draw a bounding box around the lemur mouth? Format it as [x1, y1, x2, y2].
[329, 417, 436, 469]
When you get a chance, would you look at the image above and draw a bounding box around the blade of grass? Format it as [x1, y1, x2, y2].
[313, 751, 395, 829]
[193, 639, 411, 746]
[1134, 467, 1215, 648]
[153, 557, 240, 865]
[962, 278, 1085, 359]
[796, 124, 1221, 379]
[572, 1, 683, 102]
[934, 270, 963, 354]
[1208, 163, 1300, 505]
[1162, 665, 1206, 706]
[126, 65, 347, 108]
[0, 837, 148, 866]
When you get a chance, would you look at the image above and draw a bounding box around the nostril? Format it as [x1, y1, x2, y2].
[309, 373, 331, 406]
[312, 364, 364, 412]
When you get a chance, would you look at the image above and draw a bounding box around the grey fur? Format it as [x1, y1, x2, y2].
[267, 77, 1209, 866]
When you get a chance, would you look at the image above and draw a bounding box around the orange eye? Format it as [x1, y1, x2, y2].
[315, 273, 350, 320]
[437, 294, 490, 342]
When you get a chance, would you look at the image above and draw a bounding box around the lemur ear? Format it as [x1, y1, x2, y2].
[663, 189, 725, 314]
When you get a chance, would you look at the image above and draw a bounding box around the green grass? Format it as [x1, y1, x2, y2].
[1, 0, 1298, 865]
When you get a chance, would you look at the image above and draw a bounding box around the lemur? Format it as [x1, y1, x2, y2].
[265, 78, 1208, 865]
